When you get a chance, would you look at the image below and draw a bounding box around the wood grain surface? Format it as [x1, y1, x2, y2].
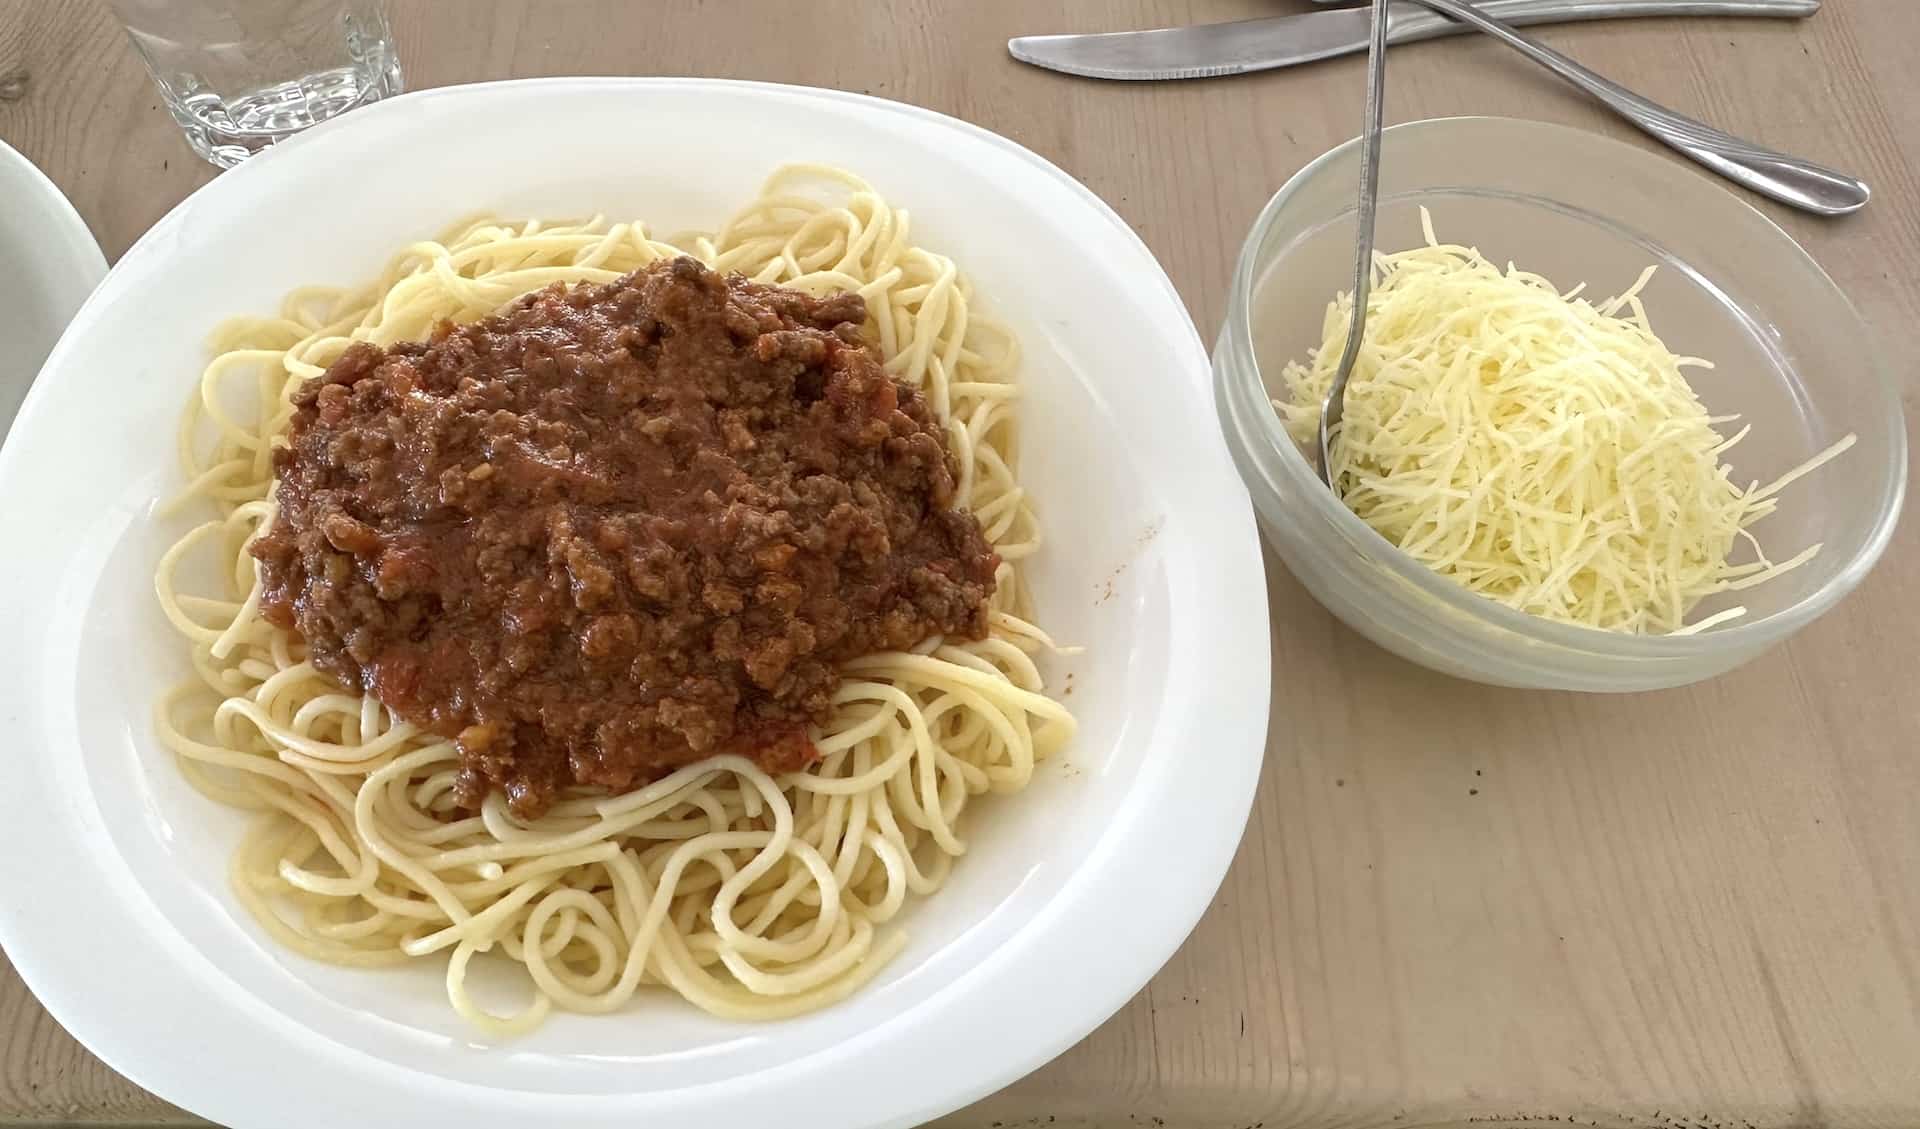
[2, 1, 1917, 1126]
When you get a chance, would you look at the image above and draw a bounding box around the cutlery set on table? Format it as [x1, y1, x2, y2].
[1009, 0, 1867, 215]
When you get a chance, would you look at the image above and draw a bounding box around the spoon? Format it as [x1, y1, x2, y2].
[1318, 0, 1393, 485]
[1395, 0, 1868, 215]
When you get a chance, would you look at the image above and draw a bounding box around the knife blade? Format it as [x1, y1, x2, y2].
[1007, 0, 1818, 81]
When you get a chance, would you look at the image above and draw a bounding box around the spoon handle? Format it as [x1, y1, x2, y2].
[1319, 0, 1393, 484]
[1406, 0, 1869, 215]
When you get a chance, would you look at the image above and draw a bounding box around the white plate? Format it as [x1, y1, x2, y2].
[0, 139, 107, 441]
[0, 79, 1269, 1129]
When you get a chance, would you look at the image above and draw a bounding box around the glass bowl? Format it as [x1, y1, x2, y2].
[1214, 116, 1905, 691]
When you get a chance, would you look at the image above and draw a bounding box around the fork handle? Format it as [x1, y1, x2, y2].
[1387, 0, 1818, 45]
[1402, 0, 1867, 214]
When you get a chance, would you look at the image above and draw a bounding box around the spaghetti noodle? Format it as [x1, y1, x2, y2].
[153, 165, 1074, 1035]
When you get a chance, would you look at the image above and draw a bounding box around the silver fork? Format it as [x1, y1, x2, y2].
[1327, 0, 1867, 214]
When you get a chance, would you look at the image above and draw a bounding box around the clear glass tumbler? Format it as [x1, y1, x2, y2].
[108, 0, 403, 168]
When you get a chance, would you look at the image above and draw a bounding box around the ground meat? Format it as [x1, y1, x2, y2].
[250, 256, 997, 818]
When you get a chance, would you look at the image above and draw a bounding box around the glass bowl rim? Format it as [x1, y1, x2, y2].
[1224, 114, 1908, 658]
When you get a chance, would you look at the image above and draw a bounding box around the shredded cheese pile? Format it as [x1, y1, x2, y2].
[1277, 211, 1854, 634]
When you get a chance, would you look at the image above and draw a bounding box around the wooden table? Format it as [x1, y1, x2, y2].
[3, 1, 1917, 1125]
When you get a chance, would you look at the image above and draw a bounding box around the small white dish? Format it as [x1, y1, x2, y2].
[0, 79, 1270, 1129]
[0, 139, 107, 441]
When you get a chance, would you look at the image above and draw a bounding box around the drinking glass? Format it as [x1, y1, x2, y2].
[108, 0, 403, 169]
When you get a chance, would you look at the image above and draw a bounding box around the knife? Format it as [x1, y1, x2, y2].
[1008, 0, 1819, 81]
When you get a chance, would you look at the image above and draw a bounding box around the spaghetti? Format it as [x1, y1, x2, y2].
[153, 165, 1075, 1035]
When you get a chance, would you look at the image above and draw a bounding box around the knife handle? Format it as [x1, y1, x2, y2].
[1386, 0, 1818, 44]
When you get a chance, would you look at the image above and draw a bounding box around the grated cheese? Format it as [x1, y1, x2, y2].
[1276, 210, 1854, 635]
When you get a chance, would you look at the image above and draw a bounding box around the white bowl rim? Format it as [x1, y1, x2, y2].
[0, 76, 1272, 1129]
[1225, 114, 1907, 656]
[0, 137, 109, 434]
[0, 137, 108, 283]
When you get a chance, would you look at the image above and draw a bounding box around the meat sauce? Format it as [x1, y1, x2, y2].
[251, 256, 997, 817]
